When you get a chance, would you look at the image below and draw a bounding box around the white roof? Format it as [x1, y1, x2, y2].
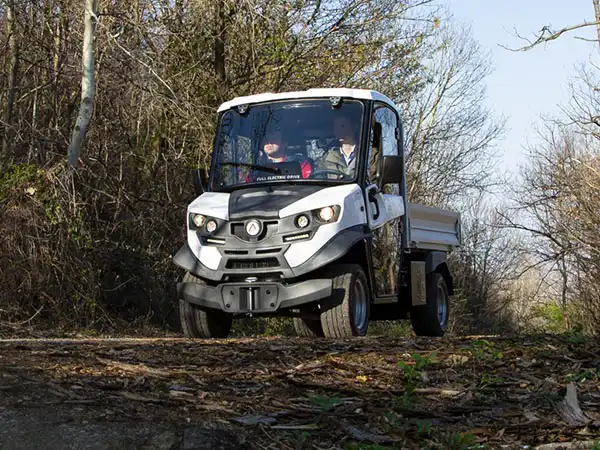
[216, 88, 399, 113]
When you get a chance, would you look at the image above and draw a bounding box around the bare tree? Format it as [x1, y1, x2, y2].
[593, 0, 600, 49]
[2, 0, 18, 156]
[67, 0, 97, 168]
[449, 194, 526, 333]
[400, 18, 505, 208]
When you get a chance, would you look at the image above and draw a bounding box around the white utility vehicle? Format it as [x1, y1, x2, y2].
[173, 88, 461, 338]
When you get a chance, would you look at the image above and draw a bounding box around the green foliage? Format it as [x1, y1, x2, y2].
[397, 352, 438, 379]
[564, 369, 598, 383]
[415, 419, 432, 437]
[567, 333, 586, 344]
[470, 339, 503, 361]
[531, 301, 588, 334]
[309, 394, 341, 411]
[446, 432, 478, 450]
[368, 321, 413, 337]
[395, 352, 437, 409]
[533, 303, 567, 333]
[0, 163, 45, 195]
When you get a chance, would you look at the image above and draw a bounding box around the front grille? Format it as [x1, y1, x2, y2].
[225, 258, 280, 269]
[256, 247, 282, 255]
[224, 250, 249, 255]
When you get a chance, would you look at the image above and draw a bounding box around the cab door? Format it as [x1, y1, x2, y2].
[365, 103, 403, 299]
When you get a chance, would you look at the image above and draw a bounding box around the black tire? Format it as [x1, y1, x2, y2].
[179, 272, 232, 338]
[320, 264, 370, 338]
[410, 272, 449, 337]
[293, 317, 324, 337]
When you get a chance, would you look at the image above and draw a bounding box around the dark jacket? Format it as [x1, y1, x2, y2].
[315, 147, 356, 178]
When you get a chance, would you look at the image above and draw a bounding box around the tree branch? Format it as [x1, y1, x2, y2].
[501, 21, 600, 52]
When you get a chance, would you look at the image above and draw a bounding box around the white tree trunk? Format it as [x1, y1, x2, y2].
[593, 0, 600, 50]
[67, 0, 97, 168]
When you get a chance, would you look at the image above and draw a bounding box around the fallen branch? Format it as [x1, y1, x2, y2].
[96, 357, 171, 377]
[413, 388, 464, 398]
[556, 383, 590, 427]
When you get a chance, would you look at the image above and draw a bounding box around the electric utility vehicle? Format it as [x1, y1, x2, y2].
[173, 88, 461, 338]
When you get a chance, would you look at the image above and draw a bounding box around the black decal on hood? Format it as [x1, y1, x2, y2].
[228, 185, 323, 219]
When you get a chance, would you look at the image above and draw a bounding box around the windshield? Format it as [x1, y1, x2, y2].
[209, 99, 364, 190]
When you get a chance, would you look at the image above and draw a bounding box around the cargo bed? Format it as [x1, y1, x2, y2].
[406, 203, 461, 252]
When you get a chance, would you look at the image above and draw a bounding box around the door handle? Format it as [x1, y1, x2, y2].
[368, 188, 380, 221]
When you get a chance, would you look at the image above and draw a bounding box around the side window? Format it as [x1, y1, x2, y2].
[368, 104, 399, 193]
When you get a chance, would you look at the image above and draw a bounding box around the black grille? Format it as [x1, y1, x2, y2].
[225, 258, 280, 269]
[224, 250, 248, 255]
[256, 248, 282, 255]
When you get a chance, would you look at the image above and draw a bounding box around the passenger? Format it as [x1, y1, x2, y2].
[315, 116, 358, 177]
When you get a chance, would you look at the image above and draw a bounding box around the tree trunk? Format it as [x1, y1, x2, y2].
[67, 0, 97, 168]
[214, 0, 226, 82]
[594, 0, 600, 50]
[3, 1, 19, 156]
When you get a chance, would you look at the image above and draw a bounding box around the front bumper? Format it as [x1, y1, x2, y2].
[177, 279, 332, 313]
[173, 225, 367, 282]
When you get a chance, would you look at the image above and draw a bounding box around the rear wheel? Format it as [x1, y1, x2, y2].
[320, 264, 370, 338]
[179, 272, 232, 338]
[293, 316, 324, 337]
[410, 272, 449, 337]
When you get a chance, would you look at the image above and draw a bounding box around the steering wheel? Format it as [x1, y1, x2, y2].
[310, 169, 346, 180]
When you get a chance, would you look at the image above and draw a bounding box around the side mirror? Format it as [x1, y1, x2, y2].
[381, 155, 403, 185]
[192, 168, 208, 196]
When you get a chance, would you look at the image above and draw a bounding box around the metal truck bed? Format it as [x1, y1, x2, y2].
[407, 203, 461, 252]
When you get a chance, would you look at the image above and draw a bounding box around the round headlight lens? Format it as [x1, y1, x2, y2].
[192, 214, 206, 228]
[206, 220, 217, 233]
[318, 206, 335, 222]
[296, 214, 309, 228]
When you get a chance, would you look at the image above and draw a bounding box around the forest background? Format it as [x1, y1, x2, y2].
[1, 0, 599, 337]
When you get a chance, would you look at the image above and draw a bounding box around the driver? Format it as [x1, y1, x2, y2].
[245, 130, 312, 181]
[315, 116, 358, 177]
[258, 130, 312, 178]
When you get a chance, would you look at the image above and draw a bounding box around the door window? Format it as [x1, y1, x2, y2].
[369, 104, 399, 193]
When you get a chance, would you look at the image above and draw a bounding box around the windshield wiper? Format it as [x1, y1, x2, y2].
[219, 162, 281, 174]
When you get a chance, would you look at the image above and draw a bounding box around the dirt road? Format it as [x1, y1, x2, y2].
[0, 334, 599, 449]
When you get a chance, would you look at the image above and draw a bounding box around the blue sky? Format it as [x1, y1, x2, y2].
[444, 0, 599, 174]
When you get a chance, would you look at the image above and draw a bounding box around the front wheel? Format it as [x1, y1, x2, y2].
[410, 272, 449, 337]
[320, 264, 370, 338]
[293, 316, 324, 337]
[179, 272, 232, 338]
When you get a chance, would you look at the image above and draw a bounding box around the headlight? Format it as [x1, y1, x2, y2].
[317, 206, 335, 222]
[206, 220, 217, 233]
[295, 214, 309, 228]
[191, 214, 206, 228]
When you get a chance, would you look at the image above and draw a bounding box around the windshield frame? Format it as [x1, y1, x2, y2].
[207, 98, 366, 192]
